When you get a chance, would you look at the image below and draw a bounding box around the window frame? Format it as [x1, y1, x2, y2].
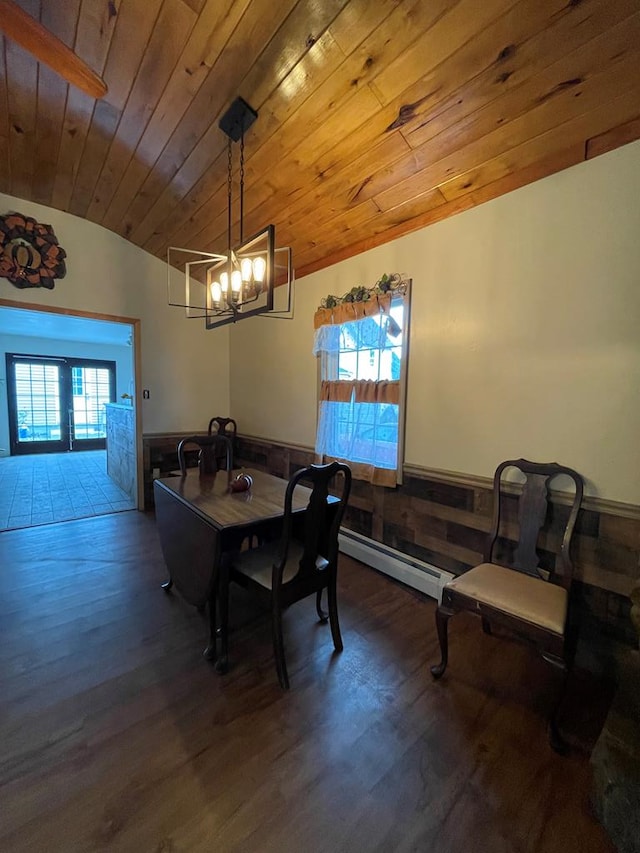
[314, 281, 411, 486]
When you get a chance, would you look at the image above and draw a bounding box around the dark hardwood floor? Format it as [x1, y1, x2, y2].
[0, 512, 614, 853]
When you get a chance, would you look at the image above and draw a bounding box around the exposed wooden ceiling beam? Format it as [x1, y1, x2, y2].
[0, 0, 107, 99]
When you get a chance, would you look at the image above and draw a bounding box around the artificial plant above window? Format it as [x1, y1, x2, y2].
[314, 272, 409, 330]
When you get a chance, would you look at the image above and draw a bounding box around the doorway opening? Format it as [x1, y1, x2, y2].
[0, 300, 141, 531]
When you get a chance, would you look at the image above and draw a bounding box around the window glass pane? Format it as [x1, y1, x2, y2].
[15, 362, 61, 442]
[318, 400, 399, 469]
[338, 351, 358, 380]
[72, 366, 111, 440]
[389, 347, 403, 380]
[72, 370, 84, 396]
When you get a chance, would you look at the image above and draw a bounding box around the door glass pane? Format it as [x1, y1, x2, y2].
[15, 363, 61, 442]
[72, 366, 111, 440]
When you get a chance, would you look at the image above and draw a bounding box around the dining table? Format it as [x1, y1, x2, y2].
[153, 466, 316, 671]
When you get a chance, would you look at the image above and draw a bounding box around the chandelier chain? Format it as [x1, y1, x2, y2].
[239, 134, 245, 243]
[227, 137, 233, 255]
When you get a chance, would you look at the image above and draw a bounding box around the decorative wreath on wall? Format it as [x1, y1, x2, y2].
[0, 212, 67, 289]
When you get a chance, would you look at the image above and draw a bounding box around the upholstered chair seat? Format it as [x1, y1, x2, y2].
[445, 562, 568, 636]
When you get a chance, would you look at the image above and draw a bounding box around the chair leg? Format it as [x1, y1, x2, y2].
[430, 606, 452, 679]
[544, 655, 570, 754]
[327, 576, 343, 653]
[272, 602, 289, 690]
[316, 589, 328, 622]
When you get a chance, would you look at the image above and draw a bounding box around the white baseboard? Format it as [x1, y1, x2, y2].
[339, 528, 454, 603]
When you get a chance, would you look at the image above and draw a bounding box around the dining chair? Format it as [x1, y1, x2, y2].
[207, 415, 237, 438]
[221, 461, 352, 689]
[176, 434, 232, 476]
[160, 435, 234, 599]
[207, 416, 237, 467]
[430, 458, 584, 752]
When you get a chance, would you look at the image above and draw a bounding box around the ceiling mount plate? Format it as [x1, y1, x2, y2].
[219, 97, 258, 142]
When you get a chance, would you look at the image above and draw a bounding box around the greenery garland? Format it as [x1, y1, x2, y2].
[319, 272, 407, 310]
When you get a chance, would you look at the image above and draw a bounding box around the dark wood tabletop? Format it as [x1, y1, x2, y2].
[154, 467, 313, 530]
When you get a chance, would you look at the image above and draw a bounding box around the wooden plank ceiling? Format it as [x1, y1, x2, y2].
[1, 0, 640, 281]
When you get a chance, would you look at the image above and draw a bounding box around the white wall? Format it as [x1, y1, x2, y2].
[0, 194, 231, 434]
[229, 141, 640, 505]
[0, 334, 133, 455]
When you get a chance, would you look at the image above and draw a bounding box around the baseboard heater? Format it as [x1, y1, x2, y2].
[338, 528, 455, 603]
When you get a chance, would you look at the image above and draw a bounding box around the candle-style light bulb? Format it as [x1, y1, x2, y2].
[210, 280, 222, 307]
[231, 269, 242, 300]
[241, 257, 253, 282]
[253, 255, 266, 283]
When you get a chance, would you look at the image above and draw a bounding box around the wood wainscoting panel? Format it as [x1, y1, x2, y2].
[235, 435, 640, 645]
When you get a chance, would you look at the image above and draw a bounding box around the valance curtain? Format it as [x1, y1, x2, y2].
[313, 291, 407, 487]
[313, 292, 394, 329]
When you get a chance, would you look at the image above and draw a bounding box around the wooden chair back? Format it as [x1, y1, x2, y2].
[207, 417, 237, 468]
[207, 416, 237, 440]
[276, 461, 352, 589]
[176, 435, 232, 476]
[485, 458, 584, 588]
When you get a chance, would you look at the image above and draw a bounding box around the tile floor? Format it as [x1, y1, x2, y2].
[0, 450, 136, 531]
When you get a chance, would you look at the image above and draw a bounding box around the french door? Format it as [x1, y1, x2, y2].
[6, 353, 116, 455]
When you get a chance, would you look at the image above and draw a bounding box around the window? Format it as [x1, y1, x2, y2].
[313, 281, 410, 486]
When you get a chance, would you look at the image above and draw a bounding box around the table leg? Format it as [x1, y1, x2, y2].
[203, 584, 218, 662]
[215, 562, 229, 674]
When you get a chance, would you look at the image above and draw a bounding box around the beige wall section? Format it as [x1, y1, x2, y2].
[0, 193, 230, 433]
[230, 140, 640, 505]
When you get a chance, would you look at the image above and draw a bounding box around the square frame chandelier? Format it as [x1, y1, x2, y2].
[167, 97, 293, 328]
